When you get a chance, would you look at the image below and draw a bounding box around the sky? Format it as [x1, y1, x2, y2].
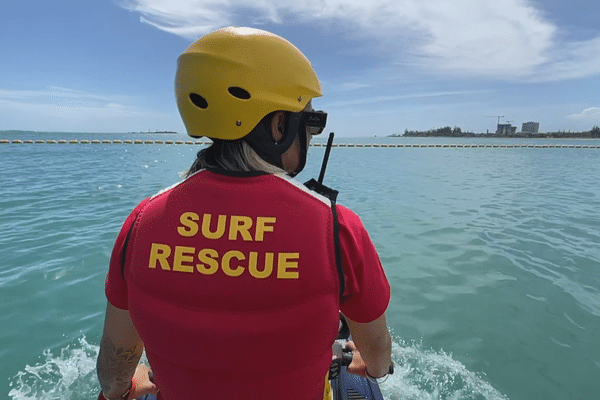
[1, 0, 600, 136]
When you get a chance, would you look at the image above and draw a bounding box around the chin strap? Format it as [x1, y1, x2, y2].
[295, 115, 308, 176]
[244, 112, 308, 175]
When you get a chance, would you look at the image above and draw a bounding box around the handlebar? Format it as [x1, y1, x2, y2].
[329, 339, 354, 379]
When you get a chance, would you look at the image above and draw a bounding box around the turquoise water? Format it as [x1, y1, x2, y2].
[2, 133, 600, 399]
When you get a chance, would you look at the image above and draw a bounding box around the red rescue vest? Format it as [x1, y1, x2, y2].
[124, 170, 340, 399]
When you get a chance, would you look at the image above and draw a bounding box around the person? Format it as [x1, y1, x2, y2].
[96, 26, 392, 400]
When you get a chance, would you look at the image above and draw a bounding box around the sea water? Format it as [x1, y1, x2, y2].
[2, 133, 600, 400]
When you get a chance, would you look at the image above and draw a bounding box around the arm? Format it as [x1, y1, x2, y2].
[335, 206, 392, 377]
[345, 313, 392, 378]
[97, 302, 157, 399]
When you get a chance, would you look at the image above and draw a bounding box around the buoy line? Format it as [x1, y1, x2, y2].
[0, 139, 598, 149]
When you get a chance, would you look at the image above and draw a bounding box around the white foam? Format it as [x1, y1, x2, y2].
[380, 338, 509, 400]
[9, 335, 509, 400]
[9, 336, 99, 400]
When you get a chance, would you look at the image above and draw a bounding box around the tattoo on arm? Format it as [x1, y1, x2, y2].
[97, 336, 143, 398]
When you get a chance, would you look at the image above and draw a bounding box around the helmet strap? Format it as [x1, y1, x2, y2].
[244, 112, 307, 175]
[295, 116, 308, 176]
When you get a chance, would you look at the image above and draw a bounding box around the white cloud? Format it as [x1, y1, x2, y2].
[569, 107, 600, 121]
[0, 87, 138, 104]
[0, 87, 176, 132]
[119, 0, 600, 82]
[532, 36, 600, 82]
[120, 0, 237, 38]
[325, 90, 490, 108]
[336, 82, 372, 92]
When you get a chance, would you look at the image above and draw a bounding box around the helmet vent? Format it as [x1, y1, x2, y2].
[228, 87, 251, 100]
[190, 93, 208, 109]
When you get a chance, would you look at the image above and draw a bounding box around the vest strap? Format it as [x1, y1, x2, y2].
[304, 178, 346, 303]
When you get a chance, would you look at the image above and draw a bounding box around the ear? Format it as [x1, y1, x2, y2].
[270, 111, 286, 142]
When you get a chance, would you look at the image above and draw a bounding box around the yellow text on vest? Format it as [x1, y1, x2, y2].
[146, 212, 299, 279]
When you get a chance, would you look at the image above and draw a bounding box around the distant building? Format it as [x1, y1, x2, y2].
[522, 122, 540, 134]
[496, 124, 517, 135]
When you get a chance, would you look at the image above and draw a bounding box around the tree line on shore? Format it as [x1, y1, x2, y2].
[393, 126, 600, 138]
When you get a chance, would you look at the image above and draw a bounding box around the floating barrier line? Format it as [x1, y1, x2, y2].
[1, 139, 598, 149]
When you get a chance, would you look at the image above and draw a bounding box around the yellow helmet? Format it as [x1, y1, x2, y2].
[176, 27, 322, 139]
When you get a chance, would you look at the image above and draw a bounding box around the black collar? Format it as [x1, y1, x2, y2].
[205, 166, 271, 178]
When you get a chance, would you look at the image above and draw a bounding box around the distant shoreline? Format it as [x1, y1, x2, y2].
[131, 131, 178, 134]
[394, 133, 600, 139]
[391, 125, 600, 139]
[0, 130, 180, 135]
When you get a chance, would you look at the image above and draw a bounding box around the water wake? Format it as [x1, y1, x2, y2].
[9, 336, 508, 400]
[9, 336, 99, 400]
[380, 339, 509, 400]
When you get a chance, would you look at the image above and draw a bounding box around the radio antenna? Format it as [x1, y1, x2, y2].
[318, 132, 335, 184]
